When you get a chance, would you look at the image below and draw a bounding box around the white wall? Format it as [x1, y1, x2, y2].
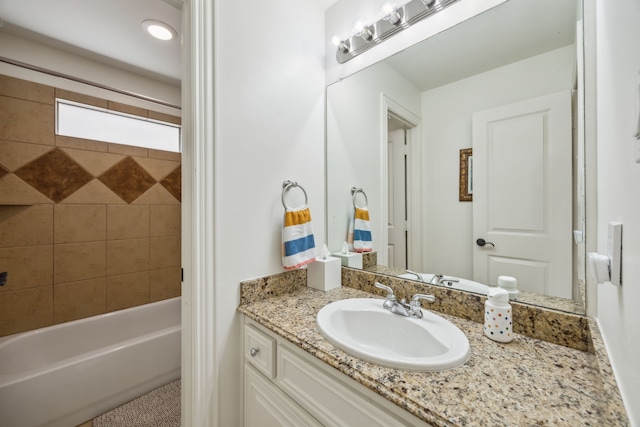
[326, 61, 421, 254]
[421, 45, 575, 279]
[214, 0, 326, 424]
[594, 0, 640, 423]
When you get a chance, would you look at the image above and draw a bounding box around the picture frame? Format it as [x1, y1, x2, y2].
[459, 148, 473, 202]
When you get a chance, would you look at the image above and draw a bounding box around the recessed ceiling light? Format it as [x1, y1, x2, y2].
[142, 19, 177, 41]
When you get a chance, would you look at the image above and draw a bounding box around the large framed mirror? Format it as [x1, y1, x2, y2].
[326, 0, 586, 314]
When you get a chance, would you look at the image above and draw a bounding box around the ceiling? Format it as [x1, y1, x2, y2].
[0, 0, 575, 92]
[0, 0, 183, 86]
[385, 0, 578, 91]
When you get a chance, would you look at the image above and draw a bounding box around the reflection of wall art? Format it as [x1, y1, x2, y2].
[459, 148, 473, 202]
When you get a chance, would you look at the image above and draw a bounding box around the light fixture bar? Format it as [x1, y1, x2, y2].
[336, 0, 461, 64]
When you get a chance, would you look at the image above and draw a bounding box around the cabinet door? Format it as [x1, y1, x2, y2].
[244, 365, 321, 427]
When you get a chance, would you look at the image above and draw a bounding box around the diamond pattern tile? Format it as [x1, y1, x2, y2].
[14, 148, 93, 202]
[0, 164, 8, 179]
[98, 157, 156, 204]
[160, 165, 181, 202]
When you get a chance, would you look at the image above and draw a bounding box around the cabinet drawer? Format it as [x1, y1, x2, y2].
[244, 324, 276, 378]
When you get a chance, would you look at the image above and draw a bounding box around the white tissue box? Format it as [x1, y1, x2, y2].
[332, 252, 363, 269]
[307, 257, 341, 292]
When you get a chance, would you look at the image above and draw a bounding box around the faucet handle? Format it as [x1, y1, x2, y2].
[410, 293, 436, 309]
[374, 282, 397, 309]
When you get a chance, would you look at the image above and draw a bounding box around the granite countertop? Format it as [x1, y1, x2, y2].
[238, 285, 628, 427]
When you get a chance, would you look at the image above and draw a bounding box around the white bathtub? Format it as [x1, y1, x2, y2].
[0, 297, 181, 427]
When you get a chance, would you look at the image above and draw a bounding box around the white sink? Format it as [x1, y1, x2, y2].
[316, 298, 470, 371]
[398, 273, 490, 295]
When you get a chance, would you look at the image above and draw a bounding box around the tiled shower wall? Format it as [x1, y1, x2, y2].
[0, 74, 181, 337]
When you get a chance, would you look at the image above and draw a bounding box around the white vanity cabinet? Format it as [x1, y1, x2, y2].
[243, 317, 434, 427]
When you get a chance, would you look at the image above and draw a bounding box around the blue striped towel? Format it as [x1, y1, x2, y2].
[282, 205, 316, 270]
[347, 207, 373, 252]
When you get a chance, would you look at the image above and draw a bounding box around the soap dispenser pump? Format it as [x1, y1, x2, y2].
[484, 288, 513, 343]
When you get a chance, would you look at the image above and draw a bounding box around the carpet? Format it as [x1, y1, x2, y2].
[93, 379, 181, 427]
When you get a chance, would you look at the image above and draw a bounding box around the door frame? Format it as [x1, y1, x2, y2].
[380, 94, 423, 270]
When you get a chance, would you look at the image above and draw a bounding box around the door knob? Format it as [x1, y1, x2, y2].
[476, 238, 495, 247]
[249, 347, 260, 357]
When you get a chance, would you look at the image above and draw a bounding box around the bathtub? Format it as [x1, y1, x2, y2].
[0, 297, 181, 427]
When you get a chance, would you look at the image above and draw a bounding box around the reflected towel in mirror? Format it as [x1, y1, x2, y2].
[348, 207, 373, 252]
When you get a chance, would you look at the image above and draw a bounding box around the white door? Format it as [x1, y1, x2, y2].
[387, 128, 406, 269]
[472, 91, 572, 298]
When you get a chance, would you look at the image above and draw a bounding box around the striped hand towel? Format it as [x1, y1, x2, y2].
[347, 207, 373, 253]
[282, 205, 316, 270]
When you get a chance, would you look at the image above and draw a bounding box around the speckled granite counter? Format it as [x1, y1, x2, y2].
[238, 282, 628, 426]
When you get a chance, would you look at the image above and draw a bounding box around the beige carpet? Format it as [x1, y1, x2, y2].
[93, 379, 181, 427]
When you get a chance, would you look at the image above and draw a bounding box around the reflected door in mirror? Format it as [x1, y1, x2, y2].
[472, 91, 572, 298]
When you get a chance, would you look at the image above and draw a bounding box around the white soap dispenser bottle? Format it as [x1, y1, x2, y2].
[484, 288, 513, 343]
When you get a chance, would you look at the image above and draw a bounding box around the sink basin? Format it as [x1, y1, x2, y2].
[398, 273, 490, 295]
[316, 298, 470, 371]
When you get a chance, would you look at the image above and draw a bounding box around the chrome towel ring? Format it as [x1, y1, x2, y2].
[282, 180, 308, 209]
[351, 187, 368, 209]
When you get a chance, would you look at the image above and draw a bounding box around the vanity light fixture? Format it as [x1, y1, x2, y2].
[142, 19, 177, 41]
[335, 0, 461, 63]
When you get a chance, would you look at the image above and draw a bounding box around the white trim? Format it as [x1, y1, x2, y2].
[181, 0, 218, 426]
[381, 94, 423, 270]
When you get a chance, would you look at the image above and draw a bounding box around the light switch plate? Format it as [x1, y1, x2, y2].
[635, 139, 640, 164]
[608, 222, 622, 286]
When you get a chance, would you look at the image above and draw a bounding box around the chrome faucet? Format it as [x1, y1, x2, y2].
[373, 282, 436, 318]
[429, 274, 460, 285]
[429, 274, 444, 284]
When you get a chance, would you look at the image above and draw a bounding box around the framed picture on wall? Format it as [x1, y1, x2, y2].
[459, 148, 472, 202]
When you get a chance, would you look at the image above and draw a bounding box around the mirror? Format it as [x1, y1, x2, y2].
[326, 0, 586, 314]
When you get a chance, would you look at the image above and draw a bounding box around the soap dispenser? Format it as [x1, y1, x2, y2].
[484, 288, 513, 343]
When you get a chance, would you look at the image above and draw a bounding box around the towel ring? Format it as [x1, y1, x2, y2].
[351, 187, 368, 209]
[282, 180, 308, 209]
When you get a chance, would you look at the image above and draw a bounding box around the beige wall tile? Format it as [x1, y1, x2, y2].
[150, 205, 181, 237]
[55, 135, 108, 152]
[108, 143, 148, 158]
[0, 140, 53, 171]
[150, 236, 181, 269]
[107, 205, 149, 240]
[60, 180, 126, 205]
[107, 238, 149, 275]
[107, 271, 149, 312]
[0, 174, 54, 204]
[148, 110, 181, 125]
[133, 184, 180, 205]
[55, 89, 108, 109]
[0, 245, 53, 291]
[54, 241, 106, 284]
[0, 286, 53, 337]
[0, 204, 53, 247]
[0, 75, 54, 104]
[54, 205, 106, 244]
[150, 267, 181, 302]
[108, 101, 147, 118]
[148, 149, 181, 162]
[61, 148, 125, 177]
[134, 157, 180, 181]
[0, 96, 54, 145]
[54, 278, 106, 324]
